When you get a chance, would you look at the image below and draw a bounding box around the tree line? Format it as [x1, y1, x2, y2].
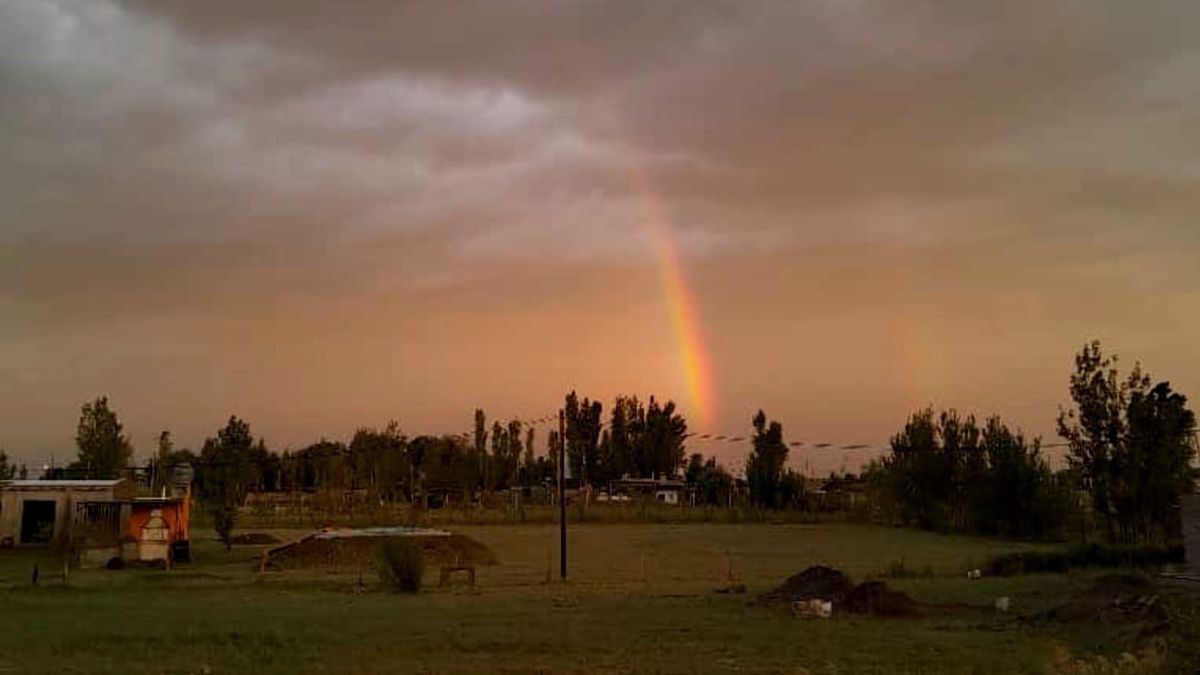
[865, 409, 1074, 539]
[18, 340, 1197, 547]
[867, 341, 1196, 545]
[0, 450, 27, 480]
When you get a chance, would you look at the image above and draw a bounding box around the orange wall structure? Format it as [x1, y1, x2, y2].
[125, 498, 190, 543]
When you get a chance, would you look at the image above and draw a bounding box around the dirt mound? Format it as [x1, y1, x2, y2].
[757, 565, 855, 609]
[421, 534, 497, 566]
[759, 566, 921, 618]
[230, 532, 281, 546]
[841, 581, 921, 617]
[262, 531, 497, 571]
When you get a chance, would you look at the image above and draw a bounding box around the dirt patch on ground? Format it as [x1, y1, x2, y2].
[1034, 574, 1168, 628]
[262, 531, 497, 571]
[1028, 573, 1173, 666]
[757, 565, 920, 618]
[230, 532, 281, 546]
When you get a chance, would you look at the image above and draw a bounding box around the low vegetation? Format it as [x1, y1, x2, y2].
[376, 539, 425, 593]
[983, 543, 1187, 577]
[1, 523, 1197, 674]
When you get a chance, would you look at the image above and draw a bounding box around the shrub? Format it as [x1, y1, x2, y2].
[377, 539, 425, 593]
[1066, 542, 1184, 567]
[983, 544, 1185, 576]
[211, 505, 237, 552]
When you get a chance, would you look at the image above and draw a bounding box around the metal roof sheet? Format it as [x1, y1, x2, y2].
[0, 479, 125, 489]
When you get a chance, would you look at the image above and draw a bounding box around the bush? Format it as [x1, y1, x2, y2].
[377, 539, 425, 593]
[983, 543, 1185, 576]
[984, 550, 1070, 576]
[210, 504, 238, 551]
[1066, 542, 1184, 567]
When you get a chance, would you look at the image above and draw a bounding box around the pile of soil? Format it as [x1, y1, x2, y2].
[262, 531, 497, 571]
[757, 565, 855, 609]
[230, 532, 281, 546]
[758, 565, 921, 618]
[841, 581, 921, 617]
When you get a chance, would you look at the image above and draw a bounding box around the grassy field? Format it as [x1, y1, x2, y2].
[1, 522, 1197, 674]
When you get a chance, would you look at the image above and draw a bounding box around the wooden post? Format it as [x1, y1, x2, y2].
[559, 408, 567, 581]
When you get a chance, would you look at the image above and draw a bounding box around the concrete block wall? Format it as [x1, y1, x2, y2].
[1182, 494, 1200, 571]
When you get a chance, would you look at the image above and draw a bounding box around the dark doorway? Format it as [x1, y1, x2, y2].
[20, 500, 56, 544]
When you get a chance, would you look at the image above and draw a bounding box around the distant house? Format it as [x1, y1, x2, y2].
[0, 479, 133, 546]
[607, 478, 686, 505]
[421, 480, 469, 509]
[0, 471, 193, 566]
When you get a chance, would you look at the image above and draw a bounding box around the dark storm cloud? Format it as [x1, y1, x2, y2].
[7, 0, 1199, 259]
[2, 0, 1199, 461]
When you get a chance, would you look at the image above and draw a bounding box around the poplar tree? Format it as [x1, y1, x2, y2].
[73, 396, 133, 479]
[746, 410, 787, 508]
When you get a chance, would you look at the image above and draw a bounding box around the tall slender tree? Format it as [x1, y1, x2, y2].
[490, 421, 507, 489]
[474, 409, 488, 491]
[609, 396, 638, 478]
[640, 397, 688, 478]
[523, 426, 536, 484]
[0, 450, 16, 480]
[564, 391, 603, 484]
[150, 430, 175, 494]
[745, 410, 787, 508]
[73, 396, 133, 479]
[505, 419, 524, 488]
[200, 416, 258, 550]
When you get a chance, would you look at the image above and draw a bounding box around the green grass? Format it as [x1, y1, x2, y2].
[229, 502, 862, 530]
[1, 523, 1195, 674]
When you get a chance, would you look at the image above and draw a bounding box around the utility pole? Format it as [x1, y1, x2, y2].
[558, 408, 567, 580]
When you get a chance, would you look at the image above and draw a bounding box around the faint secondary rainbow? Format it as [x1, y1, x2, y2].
[645, 213, 716, 431]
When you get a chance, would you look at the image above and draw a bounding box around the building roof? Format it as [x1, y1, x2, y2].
[131, 496, 186, 505]
[314, 527, 451, 540]
[0, 479, 126, 490]
[610, 478, 686, 488]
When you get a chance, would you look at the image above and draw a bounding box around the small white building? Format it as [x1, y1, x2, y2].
[608, 478, 686, 505]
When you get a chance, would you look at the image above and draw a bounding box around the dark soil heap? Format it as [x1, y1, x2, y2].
[841, 580, 920, 617]
[758, 565, 920, 618]
[757, 565, 854, 609]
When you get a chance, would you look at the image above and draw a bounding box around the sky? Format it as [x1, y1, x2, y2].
[2, 0, 1198, 475]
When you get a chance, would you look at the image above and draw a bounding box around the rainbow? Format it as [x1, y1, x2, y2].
[618, 137, 716, 429]
[647, 218, 716, 431]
